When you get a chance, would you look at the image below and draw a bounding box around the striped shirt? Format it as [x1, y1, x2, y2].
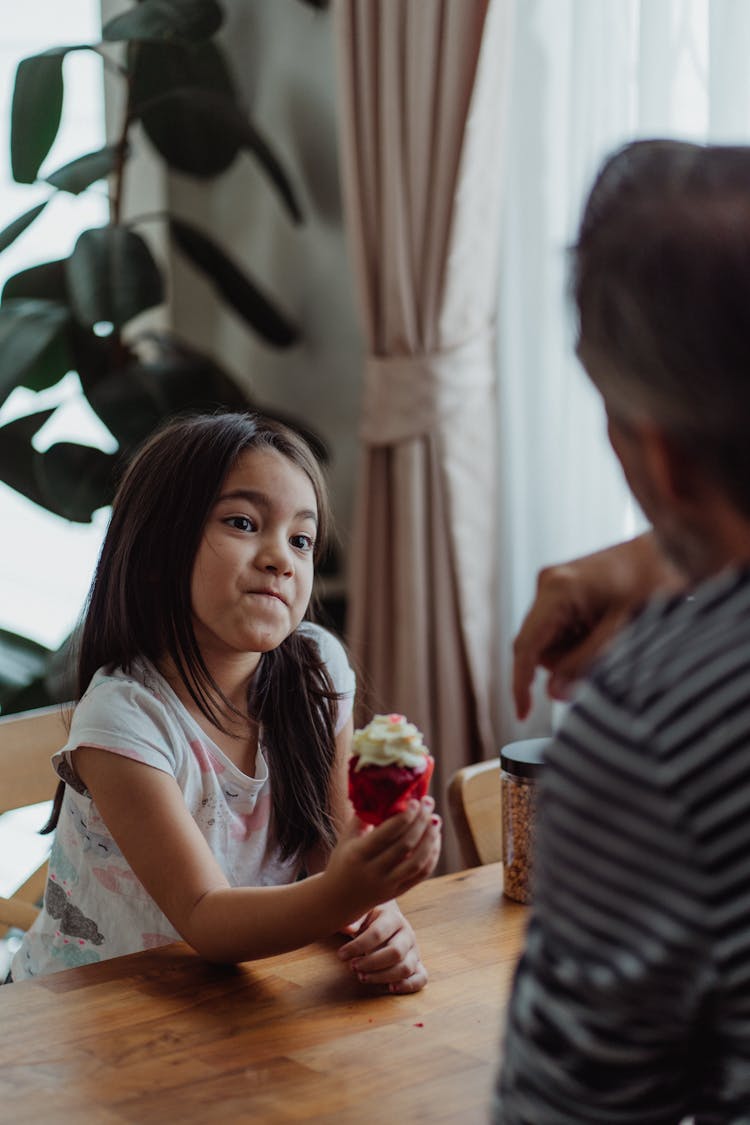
[494, 566, 750, 1124]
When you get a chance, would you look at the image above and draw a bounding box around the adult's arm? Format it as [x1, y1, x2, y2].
[512, 532, 684, 718]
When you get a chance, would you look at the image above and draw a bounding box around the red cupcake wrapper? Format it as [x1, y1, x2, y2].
[348, 755, 435, 826]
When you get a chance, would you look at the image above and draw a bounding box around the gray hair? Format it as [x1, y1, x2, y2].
[572, 138, 750, 515]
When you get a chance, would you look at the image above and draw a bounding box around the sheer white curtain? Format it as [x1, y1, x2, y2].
[495, 0, 750, 741]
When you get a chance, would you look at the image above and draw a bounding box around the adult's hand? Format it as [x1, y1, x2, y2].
[512, 533, 683, 719]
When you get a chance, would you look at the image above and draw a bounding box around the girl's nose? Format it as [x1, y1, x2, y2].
[258, 536, 293, 575]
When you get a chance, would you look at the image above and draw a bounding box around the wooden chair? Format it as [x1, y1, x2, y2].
[0, 704, 71, 936]
[448, 757, 502, 868]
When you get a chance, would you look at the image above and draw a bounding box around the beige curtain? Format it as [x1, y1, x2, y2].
[334, 0, 512, 871]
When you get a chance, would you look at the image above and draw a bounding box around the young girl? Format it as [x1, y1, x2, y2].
[11, 412, 441, 986]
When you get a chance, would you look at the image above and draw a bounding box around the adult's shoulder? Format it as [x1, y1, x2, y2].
[591, 565, 750, 714]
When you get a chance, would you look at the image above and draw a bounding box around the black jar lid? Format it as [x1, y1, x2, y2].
[500, 737, 549, 779]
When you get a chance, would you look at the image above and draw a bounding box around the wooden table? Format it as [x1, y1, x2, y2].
[0, 864, 527, 1124]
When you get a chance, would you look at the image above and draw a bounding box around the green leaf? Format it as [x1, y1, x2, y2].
[0, 628, 75, 713]
[138, 89, 242, 177]
[129, 35, 301, 216]
[103, 0, 223, 43]
[2, 265, 75, 393]
[66, 226, 164, 329]
[170, 220, 300, 347]
[45, 145, 120, 195]
[0, 676, 55, 715]
[34, 441, 117, 522]
[0, 201, 49, 254]
[20, 330, 73, 394]
[11, 49, 71, 183]
[2, 259, 67, 302]
[137, 87, 302, 218]
[71, 324, 123, 393]
[0, 274, 77, 393]
[84, 364, 166, 449]
[0, 300, 70, 406]
[0, 408, 57, 510]
[86, 344, 247, 451]
[0, 417, 115, 523]
[130, 39, 240, 177]
[0, 628, 51, 705]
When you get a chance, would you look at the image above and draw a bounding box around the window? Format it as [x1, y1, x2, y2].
[495, 0, 750, 735]
[0, 2, 111, 651]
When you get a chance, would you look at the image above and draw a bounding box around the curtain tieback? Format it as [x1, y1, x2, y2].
[360, 328, 496, 446]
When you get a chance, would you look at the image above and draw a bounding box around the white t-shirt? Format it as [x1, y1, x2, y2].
[12, 623, 355, 980]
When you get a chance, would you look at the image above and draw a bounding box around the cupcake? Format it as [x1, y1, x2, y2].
[348, 713, 434, 826]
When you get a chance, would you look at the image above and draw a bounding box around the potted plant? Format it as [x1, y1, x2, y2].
[0, 0, 327, 712]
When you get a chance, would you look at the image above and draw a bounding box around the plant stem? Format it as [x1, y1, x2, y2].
[108, 48, 137, 362]
[121, 210, 169, 229]
[110, 50, 134, 228]
[110, 121, 129, 228]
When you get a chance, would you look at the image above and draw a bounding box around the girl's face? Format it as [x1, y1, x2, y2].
[190, 447, 318, 670]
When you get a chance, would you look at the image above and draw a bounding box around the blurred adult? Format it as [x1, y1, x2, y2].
[495, 139, 750, 1122]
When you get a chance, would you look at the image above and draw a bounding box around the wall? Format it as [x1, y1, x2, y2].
[166, 0, 364, 599]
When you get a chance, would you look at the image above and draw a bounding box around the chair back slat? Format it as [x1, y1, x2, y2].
[448, 757, 502, 868]
[0, 705, 71, 814]
[0, 704, 73, 937]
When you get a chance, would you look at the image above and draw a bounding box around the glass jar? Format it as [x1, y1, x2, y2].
[500, 738, 547, 904]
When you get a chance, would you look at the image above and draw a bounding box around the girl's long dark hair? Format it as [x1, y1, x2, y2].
[43, 412, 340, 861]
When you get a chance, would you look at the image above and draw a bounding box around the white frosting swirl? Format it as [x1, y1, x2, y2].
[351, 713, 430, 770]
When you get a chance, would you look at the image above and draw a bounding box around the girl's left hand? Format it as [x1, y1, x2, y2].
[337, 900, 427, 993]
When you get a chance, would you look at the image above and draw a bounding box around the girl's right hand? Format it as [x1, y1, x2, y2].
[323, 798, 441, 926]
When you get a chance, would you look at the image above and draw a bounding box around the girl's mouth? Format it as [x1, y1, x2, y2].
[249, 589, 287, 605]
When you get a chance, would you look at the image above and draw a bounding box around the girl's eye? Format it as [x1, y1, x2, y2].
[291, 533, 315, 552]
[225, 515, 255, 532]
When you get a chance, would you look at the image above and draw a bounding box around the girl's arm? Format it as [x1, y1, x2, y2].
[73, 746, 440, 964]
[336, 897, 430, 994]
[304, 715, 436, 994]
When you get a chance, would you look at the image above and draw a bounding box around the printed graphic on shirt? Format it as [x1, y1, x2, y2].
[44, 934, 102, 971]
[91, 865, 153, 901]
[45, 880, 104, 946]
[229, 790, 270, 841]
[48, 837, 79, 887]
[68, 802, 123, 859]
